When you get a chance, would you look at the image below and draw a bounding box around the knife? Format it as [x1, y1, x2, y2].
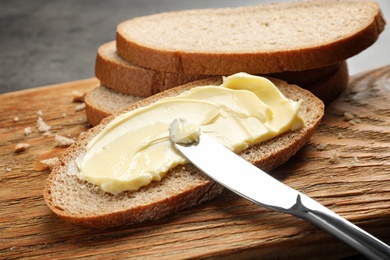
[171, 132, 390, 260]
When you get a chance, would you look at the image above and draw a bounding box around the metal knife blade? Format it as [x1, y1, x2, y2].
[171, 132, 390, 260]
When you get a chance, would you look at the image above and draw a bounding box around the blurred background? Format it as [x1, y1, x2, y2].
[0, 0, 389, 93]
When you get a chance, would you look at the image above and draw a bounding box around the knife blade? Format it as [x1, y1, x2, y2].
[171, 132, 390, 260]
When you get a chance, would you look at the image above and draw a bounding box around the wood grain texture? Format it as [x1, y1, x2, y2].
[0, 67, 389, 259]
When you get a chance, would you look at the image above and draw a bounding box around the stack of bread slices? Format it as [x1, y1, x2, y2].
[44, 0, 386, 229]
[85, 0, 385, 126]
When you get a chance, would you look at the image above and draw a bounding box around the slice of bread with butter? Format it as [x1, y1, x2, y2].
[44, 74, 324, 228]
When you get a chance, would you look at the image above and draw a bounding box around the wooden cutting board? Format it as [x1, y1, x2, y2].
[1, 66, 389, 259]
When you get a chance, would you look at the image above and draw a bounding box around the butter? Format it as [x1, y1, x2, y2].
[169, 118, 201, 145]
[77, 73, 304, 194]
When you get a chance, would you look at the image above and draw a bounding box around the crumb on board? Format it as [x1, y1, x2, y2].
[13, 116, 19, 122]
[55, 134, 75, 147]
[343, 112, 361, 125]
[37, 117, 51, 133]
[329, 150, 341, 163]
[42, 131, 51, 137]
[14, 143, 29, 152]
[72, 91, 86, 103]
[24, 127, 32, 136]
[348, 157, 359, 168]
[75, 103, 86, 111]
[344, 112, 355, 121]
[37, 117, 51, 136]
[316, 143, 328, 151]
[40, 157, 60, 170]
[37, 110, 43, 117]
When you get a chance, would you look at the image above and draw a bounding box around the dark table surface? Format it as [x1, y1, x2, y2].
[0, 0, 389, 94]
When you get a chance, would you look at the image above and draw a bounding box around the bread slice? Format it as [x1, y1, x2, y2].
[84, 86, 143, 126]
[116, 0, 385, 75]
[85, 62, 345, 126]
[44, 77, 324, 228]
[306, 61, 349, 104]
[95, 41, 209, 97]
[96, 41, 343, 97]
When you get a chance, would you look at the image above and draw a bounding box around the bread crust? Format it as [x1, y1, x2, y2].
[95, 41, 209, 97]
[307, 61, 349, 104]
[85, 86, 143, 126]
[45, 77, 324, 228]
[116, 0, 385, 75]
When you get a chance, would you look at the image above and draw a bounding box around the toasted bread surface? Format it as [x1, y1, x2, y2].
[116, 0, 385, 75]
[45, 77, 324, 228]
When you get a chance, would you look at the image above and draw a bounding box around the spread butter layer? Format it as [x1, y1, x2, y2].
[77, 73, 304, 194]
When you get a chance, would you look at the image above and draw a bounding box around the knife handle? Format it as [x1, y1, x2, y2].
[292, 194, 390, 260]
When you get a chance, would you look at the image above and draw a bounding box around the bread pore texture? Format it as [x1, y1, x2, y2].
[44, 77, 324, 228]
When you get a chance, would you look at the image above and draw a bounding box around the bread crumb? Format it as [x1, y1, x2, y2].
[344, 112, 354, 121]
[40, 157, 59, 170]
[6, 167, 12, 172]
[337, 133, 343, 139]
[55, 134, 75, 147]
[62, 113, 67, 118]
[42, 131, 51, 137]
[13, 116, 19, 122]
[348, 157, 359, 168]
[37, 110, 43, 117]
[75, 103, 86, 111]
[24, 127, 32, 136]
[329, 150, 340, 163]
[72, 91, 86, 102]
[344, 112, 361, 125]
[316, 143, 327, 151]
[14, 143, 29, 152]
[37, 117, 51, 133]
